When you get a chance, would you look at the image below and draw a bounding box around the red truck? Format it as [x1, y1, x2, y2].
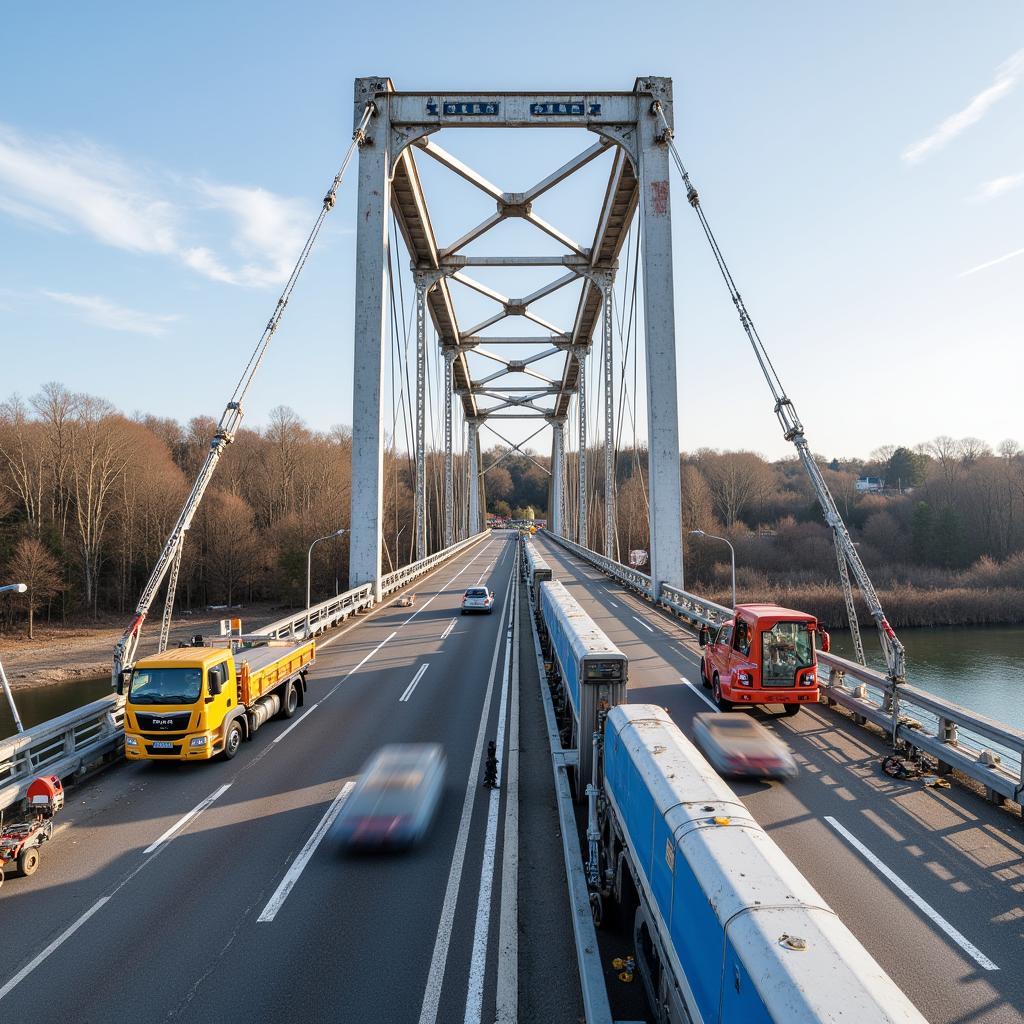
[699, 604, 825, 715]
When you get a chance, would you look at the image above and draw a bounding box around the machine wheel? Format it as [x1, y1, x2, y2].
[221, 720, 243, 761]
[279, 681, 299, 719]
[782, 703, 802, 717]
[712, 675, 732, 712]
[590, 891, 604, 927]
[700, 658, 710, 688]
[17, 847, 40, 877]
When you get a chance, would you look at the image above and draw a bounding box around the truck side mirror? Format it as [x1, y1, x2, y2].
[208, 669, 223, 697]
[698, 625, 709, 649]
[116, 669, 131, 695]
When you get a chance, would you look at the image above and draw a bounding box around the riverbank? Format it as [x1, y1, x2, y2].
[704, 583, 1024, 628]
[0, 604, 282, 688]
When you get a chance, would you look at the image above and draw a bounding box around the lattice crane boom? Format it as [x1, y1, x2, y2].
[112, 103, 375, 686]
[652, 102, 906, 683]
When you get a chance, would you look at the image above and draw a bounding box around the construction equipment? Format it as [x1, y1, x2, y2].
[0, 775, 64, 886]
[652, 102, 906, 685]
[111, 102, 374, 688]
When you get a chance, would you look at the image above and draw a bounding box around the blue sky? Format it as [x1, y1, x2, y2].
[2, 1, 1022, 461]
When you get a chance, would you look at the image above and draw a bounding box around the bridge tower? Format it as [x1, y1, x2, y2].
[348, 77, 684, 598]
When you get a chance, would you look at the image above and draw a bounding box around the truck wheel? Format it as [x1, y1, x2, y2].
[279, 681, 299, 719]
[221, 720, 243, 761]
[782, 703, 801, 717]
[17, 847, 40, 877]
[712, 675, 733, 712]
[700, 658, 710, 688]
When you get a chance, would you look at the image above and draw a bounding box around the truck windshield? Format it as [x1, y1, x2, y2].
[761, 622, 814, 685]
[128, 667, 203, 704]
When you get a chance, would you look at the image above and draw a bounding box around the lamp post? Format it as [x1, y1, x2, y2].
[689, 530, 736, 611]
[0, 583, 28, 733]
[306, 530, 348, 635]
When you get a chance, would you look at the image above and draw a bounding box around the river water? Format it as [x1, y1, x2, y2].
[1, 626, 1022, 738]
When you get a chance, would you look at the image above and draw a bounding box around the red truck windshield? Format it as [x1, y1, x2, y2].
[761, 622, 814, 685]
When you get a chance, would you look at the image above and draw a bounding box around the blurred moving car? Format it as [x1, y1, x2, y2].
[461, 587, 494, 614]
[396, 593, 416, 608]
[336, 744, 446, 849]
[691, 713, 797, 780]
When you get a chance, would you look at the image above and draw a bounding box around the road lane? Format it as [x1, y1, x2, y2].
[0, 535, 520, 1023]
[534, 533, 1024, 1024]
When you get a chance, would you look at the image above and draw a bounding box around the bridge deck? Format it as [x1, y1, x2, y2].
[534, 533, 1024, 1024]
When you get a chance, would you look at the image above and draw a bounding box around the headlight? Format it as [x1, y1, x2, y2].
[125, 736, 138, 747]
[736, 672, 751, 686]
[190, 736, 208, 747]
[801, 674, 816, 686]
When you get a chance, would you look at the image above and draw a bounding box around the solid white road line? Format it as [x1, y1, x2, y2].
[418, 570, 514, 1024]
[680, 676, 719, 713]
[0, 896, 110, 1000]
[400, 663, 430, 702]
[464, 578, 516, 1024]
[441, 618, 457, 640]
[632, 615, 655, 633]
[273, 702, 319, 744]
[495, 581, 520, 1024]
[823, 816, 999, 971]
[143, 783, 233, 855]
[257, 781, 357, 923]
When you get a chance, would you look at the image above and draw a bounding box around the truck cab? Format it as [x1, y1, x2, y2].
[699, 604, 820, 715]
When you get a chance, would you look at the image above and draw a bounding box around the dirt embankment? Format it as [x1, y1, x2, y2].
[0, 604, 284, 688]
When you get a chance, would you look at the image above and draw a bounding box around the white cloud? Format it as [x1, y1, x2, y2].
[903, 49, 1024, 164]
[42, 290, 180, 336]
[959, 245, 1024, 278]
[0, 124, 309, 288]
[969, 172, 1024, 202]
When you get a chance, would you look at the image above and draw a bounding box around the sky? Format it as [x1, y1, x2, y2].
[1, 1, 1022, 462]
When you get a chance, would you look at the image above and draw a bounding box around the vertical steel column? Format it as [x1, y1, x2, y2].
[549, 418, 566, 537]
[637, 77, 684, 594]
[602, 280, 615, 558]
[467, 418, 481, 535]
[576, 349, 588, 547]
[348, 78, 391, 598]
[414, 280, 428, 562]
[443, 348, 455, 549]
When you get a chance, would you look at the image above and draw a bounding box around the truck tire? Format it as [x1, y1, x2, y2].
[221, 720, 243, 761]
[700, 658, 710, 688]
[782, 703, 801, 717]
[17, 847, 40, 877]
[712, 674, 733, 712]
[279, 681, 299, 719]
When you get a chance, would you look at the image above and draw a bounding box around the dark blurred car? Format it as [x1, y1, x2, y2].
[336, 744, 446, 849]
[461, 587, 494, 614]
[692, 713, 798, 780]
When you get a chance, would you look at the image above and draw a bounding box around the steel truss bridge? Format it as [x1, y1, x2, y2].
[0, 78, 1022, 1024]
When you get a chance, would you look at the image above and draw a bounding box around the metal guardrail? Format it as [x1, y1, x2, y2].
[0, 530, 493, 811]
[0, 694, 124, 810]
[543, 532, 1024, 810]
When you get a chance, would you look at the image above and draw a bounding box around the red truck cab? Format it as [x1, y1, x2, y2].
[699, 604, 821, 715]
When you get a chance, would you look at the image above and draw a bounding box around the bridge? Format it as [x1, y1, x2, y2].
[0, 79, 1022, 1024]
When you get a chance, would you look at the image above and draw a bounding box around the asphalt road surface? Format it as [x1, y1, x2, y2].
[0, 534, 560, 1024]
[534, 533, 1024, 1024]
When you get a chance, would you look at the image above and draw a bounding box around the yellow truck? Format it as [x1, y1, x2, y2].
[121, 637, 315, 761]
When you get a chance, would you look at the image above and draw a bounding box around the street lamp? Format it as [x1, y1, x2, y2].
[0, 583, 28, 733]
[689, 530, 736, 611]
[307, 530, 348, 634]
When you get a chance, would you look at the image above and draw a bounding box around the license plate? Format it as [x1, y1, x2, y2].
[152, 741, 173, 749]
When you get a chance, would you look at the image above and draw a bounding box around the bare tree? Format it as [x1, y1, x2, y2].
[697, 450, 775, 528]
[8, 537, 64, 638]
[0, 396, 48, 533]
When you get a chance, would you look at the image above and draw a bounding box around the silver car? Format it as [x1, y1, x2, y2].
[336, 744, 446, 849]
[692, 713, 798, 780]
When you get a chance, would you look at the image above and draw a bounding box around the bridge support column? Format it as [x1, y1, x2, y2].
[637, 76, 684, 593]
[577, 349, 587, 547]
[549, 417, 566, 537]
[467, 417, 481, 535]
[443, 348, 455, 549]
[602, 280, 615, 559]
[348, 77, 392, 599]
[413, 279, 428, 562]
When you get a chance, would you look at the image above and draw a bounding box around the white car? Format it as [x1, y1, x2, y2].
[461, 587, 495, 614]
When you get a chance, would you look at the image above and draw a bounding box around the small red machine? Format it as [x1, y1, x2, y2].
[0, 775, 64, 886]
